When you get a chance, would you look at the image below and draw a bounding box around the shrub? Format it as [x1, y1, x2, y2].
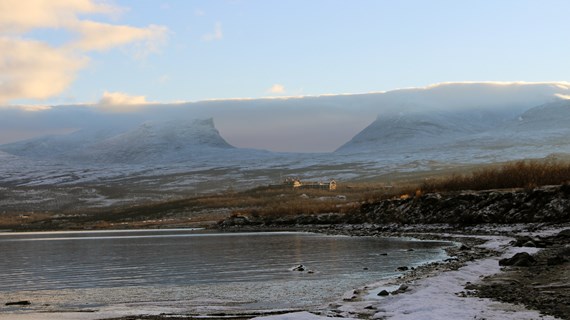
[419, 160, 570, 193]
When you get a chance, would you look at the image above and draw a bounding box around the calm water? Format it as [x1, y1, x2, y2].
[0, 229, 452, 315]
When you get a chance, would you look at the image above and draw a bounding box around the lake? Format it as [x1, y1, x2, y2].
[0, 229, 452, 318]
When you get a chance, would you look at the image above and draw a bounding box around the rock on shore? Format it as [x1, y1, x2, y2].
[475, 229, 570, 319]
[358, 184, 570, 225]
[219, 185, 570, 228]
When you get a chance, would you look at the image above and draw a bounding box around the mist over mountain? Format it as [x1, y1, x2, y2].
[0, 118, 234, 164]
[2, 82, 570, 208]
[75, 118, 234, 164]
[0, 126, 127, 160]
[335, 108, 511, 153]
[1, 82, 570, 196]
[506, 99, 570, 135]
[454, 100, 570, 153]
[1, 82, 569, 153]
[338, 98, 570, 166]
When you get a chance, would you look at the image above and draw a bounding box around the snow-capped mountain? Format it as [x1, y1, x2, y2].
[2, 83, 570, 210]
[337, 98, 570, 163]
[0, 118, 234, 164]
[336, 108, 513, 153]
[1, 82, 568, 153]
[0, 126, 127, 159]
[505, 99, 570, 135]
[73, 118, 234, 163]
[456, 100, 570, 152]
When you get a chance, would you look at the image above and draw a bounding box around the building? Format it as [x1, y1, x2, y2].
[282, 177, 337, 191]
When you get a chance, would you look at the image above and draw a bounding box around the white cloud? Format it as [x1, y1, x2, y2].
[0, 37, 87, 104]
[0, 0, 118, 33]
[97, 91, 149, 112]
[202, 22, 223, 41]
[268, 84, 286, 94]
[555, 93, 570, 100]
[18, 105, 53, 112]
[69, 21, 167, 53]
[0, 0, 167, 104]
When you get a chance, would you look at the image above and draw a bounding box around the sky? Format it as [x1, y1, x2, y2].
[2, 0, 570, 107]
[1, 1, 570, 153]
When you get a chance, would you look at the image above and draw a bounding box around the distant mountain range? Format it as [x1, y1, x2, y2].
[3, 83, 570, 208]
[2, 82, 570, 153]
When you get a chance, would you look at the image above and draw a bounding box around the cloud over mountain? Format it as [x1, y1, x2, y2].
[97, 91, 150, 113]
[1, 82, 570, 152]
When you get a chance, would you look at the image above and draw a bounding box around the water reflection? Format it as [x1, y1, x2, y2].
[0, 230, 451, 292]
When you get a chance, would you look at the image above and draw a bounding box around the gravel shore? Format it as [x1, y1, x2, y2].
[309, 223, 570, 320]
[95, 223, 570, 320]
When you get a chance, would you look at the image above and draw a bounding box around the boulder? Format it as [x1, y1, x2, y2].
[377, 290, 390, 296]
[522, 241, 536, 247]
[5, 301, 30, 306]
[512, 236, 536, 247]
[291, 264, 305, 271]
[391, 284, 409, 295]
[556, 229, 570, 239]
[547, 255, 568, 266]
[499, 252, 536, 267]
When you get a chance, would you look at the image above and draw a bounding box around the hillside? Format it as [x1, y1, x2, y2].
[71, 118, 234, 163]
[337, 100, 570, 164]
[336, 109, 509, 153]
[2, 83, 570, 209]
[0, 118, 235, 164]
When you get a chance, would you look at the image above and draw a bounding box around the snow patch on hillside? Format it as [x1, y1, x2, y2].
[0, 118, 236, 164]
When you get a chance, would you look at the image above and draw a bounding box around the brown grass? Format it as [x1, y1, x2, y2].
[118, 182, 403, 222]
[419, 160, 570, 193]
[7, 159, 570, 231]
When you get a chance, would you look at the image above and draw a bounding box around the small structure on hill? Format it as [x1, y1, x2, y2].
[282, 177, 337, 191]
[283, 177, 303, 188]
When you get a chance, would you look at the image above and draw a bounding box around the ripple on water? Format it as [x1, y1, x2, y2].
[0, 230, 452, 314]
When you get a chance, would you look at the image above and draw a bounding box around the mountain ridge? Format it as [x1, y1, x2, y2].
[0, 118, 235, 164]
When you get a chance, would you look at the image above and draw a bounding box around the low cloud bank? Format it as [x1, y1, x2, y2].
[1, 82, 569, 152]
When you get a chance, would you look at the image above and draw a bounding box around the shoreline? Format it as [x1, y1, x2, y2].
[115, 222, 570, 320]
[1, 223, 568, 320]
[302, 223, 569, 320]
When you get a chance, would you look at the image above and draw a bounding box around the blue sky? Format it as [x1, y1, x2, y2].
[3, 0, 570, 106]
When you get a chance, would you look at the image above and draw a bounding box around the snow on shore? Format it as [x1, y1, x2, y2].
[255, 311, 356, 320]
[365, 241, 551, 319]
[257, 232, 559, 320]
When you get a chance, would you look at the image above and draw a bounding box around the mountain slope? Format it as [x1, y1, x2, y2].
[0, 118, 235, 164]
[336, 109, 511, 153]
[73, 118, 234, 163]
[2, 82, 568, 153]
[0, 126, 126, 159]
[337, 99, 570, 164]
[459, 100, 570, 148]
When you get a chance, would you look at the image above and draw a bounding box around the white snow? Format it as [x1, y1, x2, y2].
[2, 88, 570, 201]
[338, 99, 570, 163]
[258, 231, 561, 320]
[255, 311, 356, 320]
[367, 242, 548, 320]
